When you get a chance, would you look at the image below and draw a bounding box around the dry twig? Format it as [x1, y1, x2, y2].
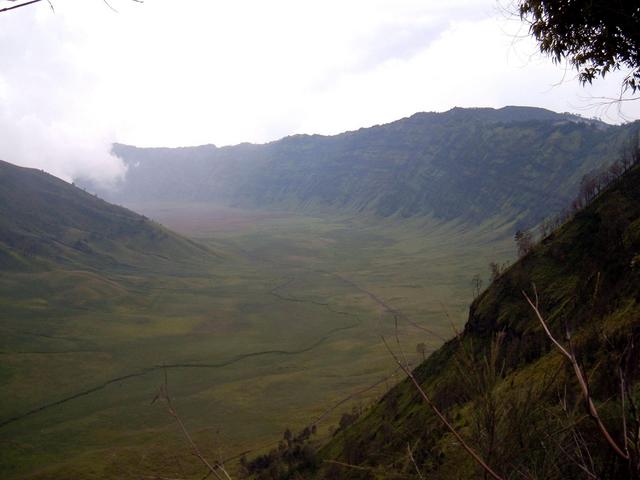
[152, 370, 232, 480]
[406, 442, 424, 480]
[523, 288, 629, 461]
[382, 336, 505, 480]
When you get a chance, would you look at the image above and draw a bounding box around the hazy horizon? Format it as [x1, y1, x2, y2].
[1, 0, 639, 187]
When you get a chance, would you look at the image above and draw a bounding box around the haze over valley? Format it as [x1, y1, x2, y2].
[2, 105, 638, 478]
[2, 1, 640, 479]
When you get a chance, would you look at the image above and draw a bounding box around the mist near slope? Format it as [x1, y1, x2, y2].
[0, 108, 126, 188]
[2, 0, 640, 193]
[90, 107, 639, 230]
[0, 3, 127, 187]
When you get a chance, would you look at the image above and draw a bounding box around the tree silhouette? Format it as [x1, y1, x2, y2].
[518, 0, 640, 94]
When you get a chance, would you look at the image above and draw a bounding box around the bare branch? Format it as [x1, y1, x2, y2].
[102, 0, 118, 13]
[407, 443, 424, 480]
[621, 367, 630, 457]
[0, 0, 143, 14]
[310, 367, 399, 427]
[153, 372, 232, 480]
[382, 336, 505, 480]
[523, 289, 629, 461]
[523, 290, 571, 360]
[323, 459, 373, 472]
[0, 0, 43, 13]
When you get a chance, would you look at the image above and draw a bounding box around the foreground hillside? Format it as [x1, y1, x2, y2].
[92, 107, 637, 225]
[305, 164, 640, 478]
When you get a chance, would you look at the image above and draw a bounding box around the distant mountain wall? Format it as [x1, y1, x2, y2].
[87, 106, 639, 226]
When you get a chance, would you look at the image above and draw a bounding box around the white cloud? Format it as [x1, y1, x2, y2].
[0, 0, 638, 186]
[0, 1, 124, 184]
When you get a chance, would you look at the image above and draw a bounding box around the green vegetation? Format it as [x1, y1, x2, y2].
[0, 160, 212, 274]
[311, 164, 640, 479]
[0, 162, 517, 479]
[3, 115, 639, 480]
[89, 107, 639, 227]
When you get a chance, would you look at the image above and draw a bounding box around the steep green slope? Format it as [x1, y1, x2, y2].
[310, 165, 640, 479]
[94, 107, 638, 226]
[0, 159, 212, 273]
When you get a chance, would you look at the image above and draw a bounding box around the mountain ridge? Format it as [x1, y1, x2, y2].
[111, 106, 602, 152]
[88, 106, 635, 227]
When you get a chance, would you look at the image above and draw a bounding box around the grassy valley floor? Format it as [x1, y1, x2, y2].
[0, 205, 514, 479]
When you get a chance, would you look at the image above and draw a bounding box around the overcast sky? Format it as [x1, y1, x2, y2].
[1, 0, 639, 186]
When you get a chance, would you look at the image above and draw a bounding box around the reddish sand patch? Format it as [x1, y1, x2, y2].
[126, 202, 291, 235]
